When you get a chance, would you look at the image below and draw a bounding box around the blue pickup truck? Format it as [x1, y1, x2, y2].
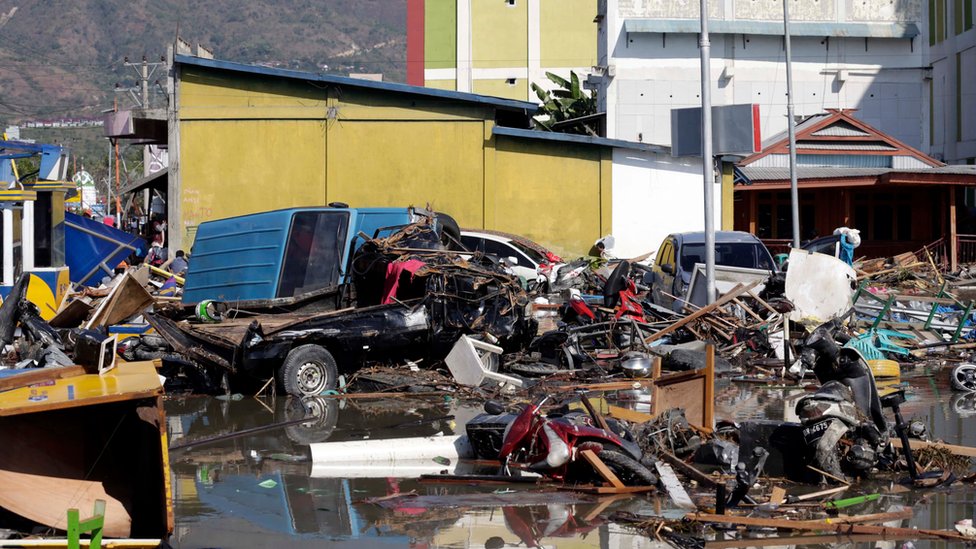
[147, 205, 534, 397]
[182, 205, 445, 310]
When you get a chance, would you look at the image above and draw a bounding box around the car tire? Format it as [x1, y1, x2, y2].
[278, 344, 338, 397]
[597, 449, 658, 487]
[283, 396, 340, 444]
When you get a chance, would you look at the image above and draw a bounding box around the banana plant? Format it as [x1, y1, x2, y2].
[531, 70, 598, 136]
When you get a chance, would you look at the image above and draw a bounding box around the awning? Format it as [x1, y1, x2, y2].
[120, 167, 167, 195]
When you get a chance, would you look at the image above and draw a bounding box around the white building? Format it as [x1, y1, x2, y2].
[929, 0, 975, 164]
[596, 0, 928, 150]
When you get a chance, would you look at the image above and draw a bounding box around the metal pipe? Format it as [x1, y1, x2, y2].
[784, 0, 801, 248]
[700, 0, 716, 304]
[21, 200, 33, 271]
[2, 209, 12, 286]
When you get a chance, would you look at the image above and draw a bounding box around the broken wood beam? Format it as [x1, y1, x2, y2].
[0, 365, 87, 393]
[580, 449, 625, 488]
[686, 509, 971, 542]
[645, 282, 761, 344]
[891, 438, 976, 458]
[658, 450, 718, 488]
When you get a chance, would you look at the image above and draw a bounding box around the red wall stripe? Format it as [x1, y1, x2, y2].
[407, 0, 425, 86]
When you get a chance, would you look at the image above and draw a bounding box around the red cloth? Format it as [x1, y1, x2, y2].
[381, 259, 425, 304]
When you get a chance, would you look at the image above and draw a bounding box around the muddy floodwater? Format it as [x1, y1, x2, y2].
[166, 366, 975, 548]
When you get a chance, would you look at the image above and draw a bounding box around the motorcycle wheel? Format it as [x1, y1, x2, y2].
[598, 450, 658, 487]
[951, 363, 976, 392]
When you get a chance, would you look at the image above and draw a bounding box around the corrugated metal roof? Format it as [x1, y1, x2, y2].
[175, 55, 540, 114]
[810, 121, 871, 137]
[623, 19, 920, 38]
[761, 113, 831, 149]
[738, 165, 976, 181]
[492, 126, 671, 153]
[798, 142, 896, 151]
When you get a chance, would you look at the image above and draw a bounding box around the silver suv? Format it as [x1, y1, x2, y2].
[647, 231, 776, 311]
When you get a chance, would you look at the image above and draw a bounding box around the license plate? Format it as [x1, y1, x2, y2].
[802, 420, 830, 445]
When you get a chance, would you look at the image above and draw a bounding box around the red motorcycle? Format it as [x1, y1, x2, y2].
[562, 261, 646, 325]
[485, 394, 658, 486]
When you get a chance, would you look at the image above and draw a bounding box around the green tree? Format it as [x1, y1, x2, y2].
[531, 71, 598, 136]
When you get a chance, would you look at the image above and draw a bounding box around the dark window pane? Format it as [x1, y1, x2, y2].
[776, 204, 793, 240]
[897, 204, 912, 240]
[854, 205, 870, 236]
[460, 235, 485, 253]
[757, 205, 772, 239]
[874, 204, 893, 240]
[277, 212, 348, 298]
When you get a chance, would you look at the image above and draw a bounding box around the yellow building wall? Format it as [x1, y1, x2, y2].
[179, 119, 327, 228]
[491, 136, 608, 258]
[327, 120, 486, 228]
[539, 0, 597, 68]
[425, 79, 457, 91]
[471, 1, 527, 69]
[176, 65, 609, 256]
[472, 79, 528, 101]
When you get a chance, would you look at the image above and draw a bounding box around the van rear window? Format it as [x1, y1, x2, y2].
[277, 212, 350, 298]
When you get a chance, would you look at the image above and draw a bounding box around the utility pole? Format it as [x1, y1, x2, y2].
[784, 0, 800, 248]
[700, 0, 716, 304]
[124, 56, 164, 177]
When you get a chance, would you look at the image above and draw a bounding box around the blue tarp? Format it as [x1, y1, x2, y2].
[65, 212, 146, 286]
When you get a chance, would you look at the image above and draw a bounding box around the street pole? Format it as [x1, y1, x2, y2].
[700, 0, 716, 304]
[784, 0, 800, 248]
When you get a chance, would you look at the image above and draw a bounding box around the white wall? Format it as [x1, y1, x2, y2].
[599, 0, 929, 149]
[611, 148, 720, 259]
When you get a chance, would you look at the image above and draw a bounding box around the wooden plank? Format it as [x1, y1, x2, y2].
[85, 272, 154, 329]
[791, 485, 849, 502]
[686, 510, 970, 542]
[48, 298, 94, 329]
[606, 405, 653, 424]
[704, 344, 715, 431]
[655, 462, 695, 510]
[653, 371, 706, 429]
[644, 281, 760, 344]
[558, 485, 656, 495]
[0, 365, 86, 393]
[659, 450, 718, 488]
[891, 438, 976, 458]
[706, 534, 919, 548]
[580, 449, 624, 488]
[769, 486, 787, 505]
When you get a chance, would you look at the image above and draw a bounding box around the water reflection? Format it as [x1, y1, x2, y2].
[166, 367, 975, 548]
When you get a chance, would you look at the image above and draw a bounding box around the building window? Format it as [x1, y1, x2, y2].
[852, 191, 914, 242]
[755, 191, 815, 241]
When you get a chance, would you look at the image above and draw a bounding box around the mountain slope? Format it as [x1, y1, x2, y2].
[0, 0, 408, 122]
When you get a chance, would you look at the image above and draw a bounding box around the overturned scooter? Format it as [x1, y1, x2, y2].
[467, 392, 658, 486]
[794, 318, 951, 485]
[794, 319, 890, 481]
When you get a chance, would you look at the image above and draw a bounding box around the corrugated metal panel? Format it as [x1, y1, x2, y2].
[810, 121, 871, 137]
[761, 114, 831, 149]
[737, 165, 976, 182]
[797, 154, 892, 167]
[892, 156, 931, 169]
[798, 142, 896, 151]
[738, 166, 891, 181]
[623, 19, 921, 38]
[750, 154, 790, 168]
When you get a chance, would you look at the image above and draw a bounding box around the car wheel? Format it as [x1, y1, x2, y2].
[283, 396, 340, 444]
[278, 344, 338, 397]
